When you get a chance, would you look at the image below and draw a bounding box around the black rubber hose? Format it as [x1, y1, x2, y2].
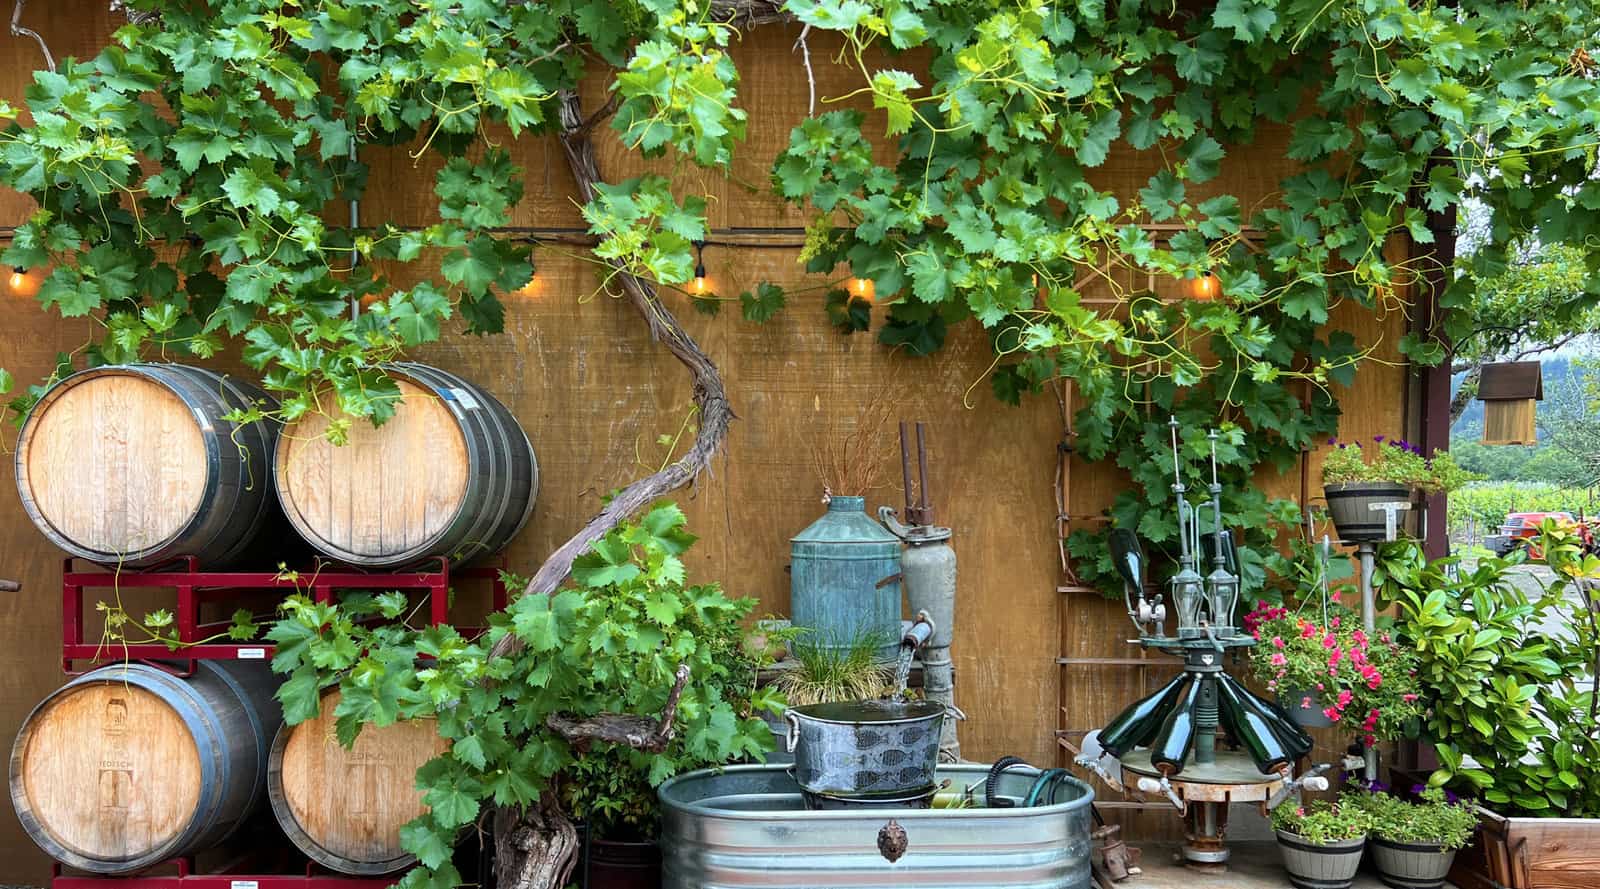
[985, 756, 1029, 808]
[1025, 769, 1083, 807]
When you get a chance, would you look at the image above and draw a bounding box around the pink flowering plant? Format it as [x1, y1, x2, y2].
[1270, 797, 1371, 844]
[1244, 601, 1423, 743]
[1322, 437, 1480, 493]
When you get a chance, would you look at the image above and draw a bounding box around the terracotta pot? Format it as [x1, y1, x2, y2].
[1276, 830, 1365, 889]
[585, 837, 661, 889]
[1324, 482, 1412, 542]
[1371, 836, 1457, 889]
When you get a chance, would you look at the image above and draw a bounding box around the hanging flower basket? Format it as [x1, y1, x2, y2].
[1280, 687, 1334, 728]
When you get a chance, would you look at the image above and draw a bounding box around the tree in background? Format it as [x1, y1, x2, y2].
[1540, 359, 1600, 487]
[1452, 357, 1596, 485]
[1450, 185, 1599, 427]
[1448, 239, 1596, 425]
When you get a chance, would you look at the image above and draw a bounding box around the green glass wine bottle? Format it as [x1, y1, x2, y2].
[1216, 675, 1295, 773]
[1097, 674, 1189, 757]
[1219, 674, 1313, 758]
[1149, 678, 1204, 776]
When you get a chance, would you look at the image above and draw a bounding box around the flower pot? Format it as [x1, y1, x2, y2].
[1276, 830, 1365, 889]
[585, 837, 661, 889]
[1324, 482, 1411, 542]
[1280, 688, 1334, 728]
[1370, 836, 1457, 889]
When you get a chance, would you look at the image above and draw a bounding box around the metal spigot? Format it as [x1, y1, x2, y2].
[1136, 775, 1185, 811]
[902, 611, 935, 652]
[1266, 764, 1332, 810]
[1074, 753, 1116, 786]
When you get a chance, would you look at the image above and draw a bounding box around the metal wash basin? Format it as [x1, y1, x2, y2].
[658, 764, 1094, 888]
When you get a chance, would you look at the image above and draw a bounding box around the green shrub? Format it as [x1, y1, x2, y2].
[1350, 788, 1478, 850]
[1376, 529, 1600, 816]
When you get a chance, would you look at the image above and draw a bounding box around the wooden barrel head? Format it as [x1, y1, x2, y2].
[276, 379, 469, 561]
[15, 683, 202, 862]
[17, 371, 207, 559]
[270, 693, 449, 873]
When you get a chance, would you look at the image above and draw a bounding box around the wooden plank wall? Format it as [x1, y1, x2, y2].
[0, 3, 1410, 878]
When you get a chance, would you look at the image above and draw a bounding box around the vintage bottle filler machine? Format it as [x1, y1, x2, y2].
[1076, 419, 1329, 871]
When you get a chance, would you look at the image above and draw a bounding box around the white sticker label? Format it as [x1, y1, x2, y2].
[237, 648, 266, 660]
[449, 387, 481, 410]
[232, 881, 259, 889]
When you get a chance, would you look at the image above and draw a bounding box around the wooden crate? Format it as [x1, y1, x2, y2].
[1450, 808, 1600, 889]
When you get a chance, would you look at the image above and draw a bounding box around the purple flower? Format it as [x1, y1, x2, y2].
[1411, 783, 1427, 795]
[1373, 435, 1385, 442]
[1328, 438, 1338, 446]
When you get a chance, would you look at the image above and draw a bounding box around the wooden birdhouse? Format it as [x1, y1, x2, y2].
[1477, 361, 1543, 445]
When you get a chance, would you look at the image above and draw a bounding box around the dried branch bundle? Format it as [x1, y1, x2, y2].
[807, 386, 897, 497]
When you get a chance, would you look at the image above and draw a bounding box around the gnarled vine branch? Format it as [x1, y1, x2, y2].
[486, 88, 735, 889]
[491, 88, 734, 648]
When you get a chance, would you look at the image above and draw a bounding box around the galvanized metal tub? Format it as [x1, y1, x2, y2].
[659, 764, 1094, 889]
[786, 699, 946, 796]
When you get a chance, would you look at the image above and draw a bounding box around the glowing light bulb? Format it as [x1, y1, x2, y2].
[1187, 273, 1221, 301]
[851, 277, 875, 301]
[516, 271, 539, 296]
[693, 261, 708, 294]
[7, 266, 41, 299]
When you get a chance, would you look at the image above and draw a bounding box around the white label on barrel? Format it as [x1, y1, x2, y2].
[449, 387, 481, 409]
[232, 881, 259, 889]
[237, 647, 266, 659]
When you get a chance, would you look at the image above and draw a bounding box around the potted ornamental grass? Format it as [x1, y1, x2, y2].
[1351, 787, 1478, 889]
[1322, 437, 1479, 541]
[1272, 798, 1372, 889]
[1244, 601, 1422, 734]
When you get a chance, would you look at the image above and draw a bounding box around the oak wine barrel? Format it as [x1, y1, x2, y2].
[267, 690, 450, 874]
[9, 662, 283, 874]
[273, 363, 537, 568]
[14, 364, 281, 567]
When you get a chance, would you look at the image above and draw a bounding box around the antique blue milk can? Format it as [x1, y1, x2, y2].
[789, 496, 902, 660]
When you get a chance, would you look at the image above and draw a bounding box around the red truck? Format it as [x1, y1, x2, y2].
[1483, 511, 1597, 559]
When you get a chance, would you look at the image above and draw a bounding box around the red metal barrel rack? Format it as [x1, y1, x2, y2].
[32, 556, 508, 885]
[60, 556, 508, 672]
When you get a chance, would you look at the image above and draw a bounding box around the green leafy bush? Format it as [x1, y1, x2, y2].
[1377, 529, 1600, 816]
[267, 501, 783, 887]
[1271, 798, 1370, 844]
[1323, 438, 1482, 493]
[1350, 788, 1478, 850]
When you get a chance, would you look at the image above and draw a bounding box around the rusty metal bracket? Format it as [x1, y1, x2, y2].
[1090, 824, 1141, 882]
